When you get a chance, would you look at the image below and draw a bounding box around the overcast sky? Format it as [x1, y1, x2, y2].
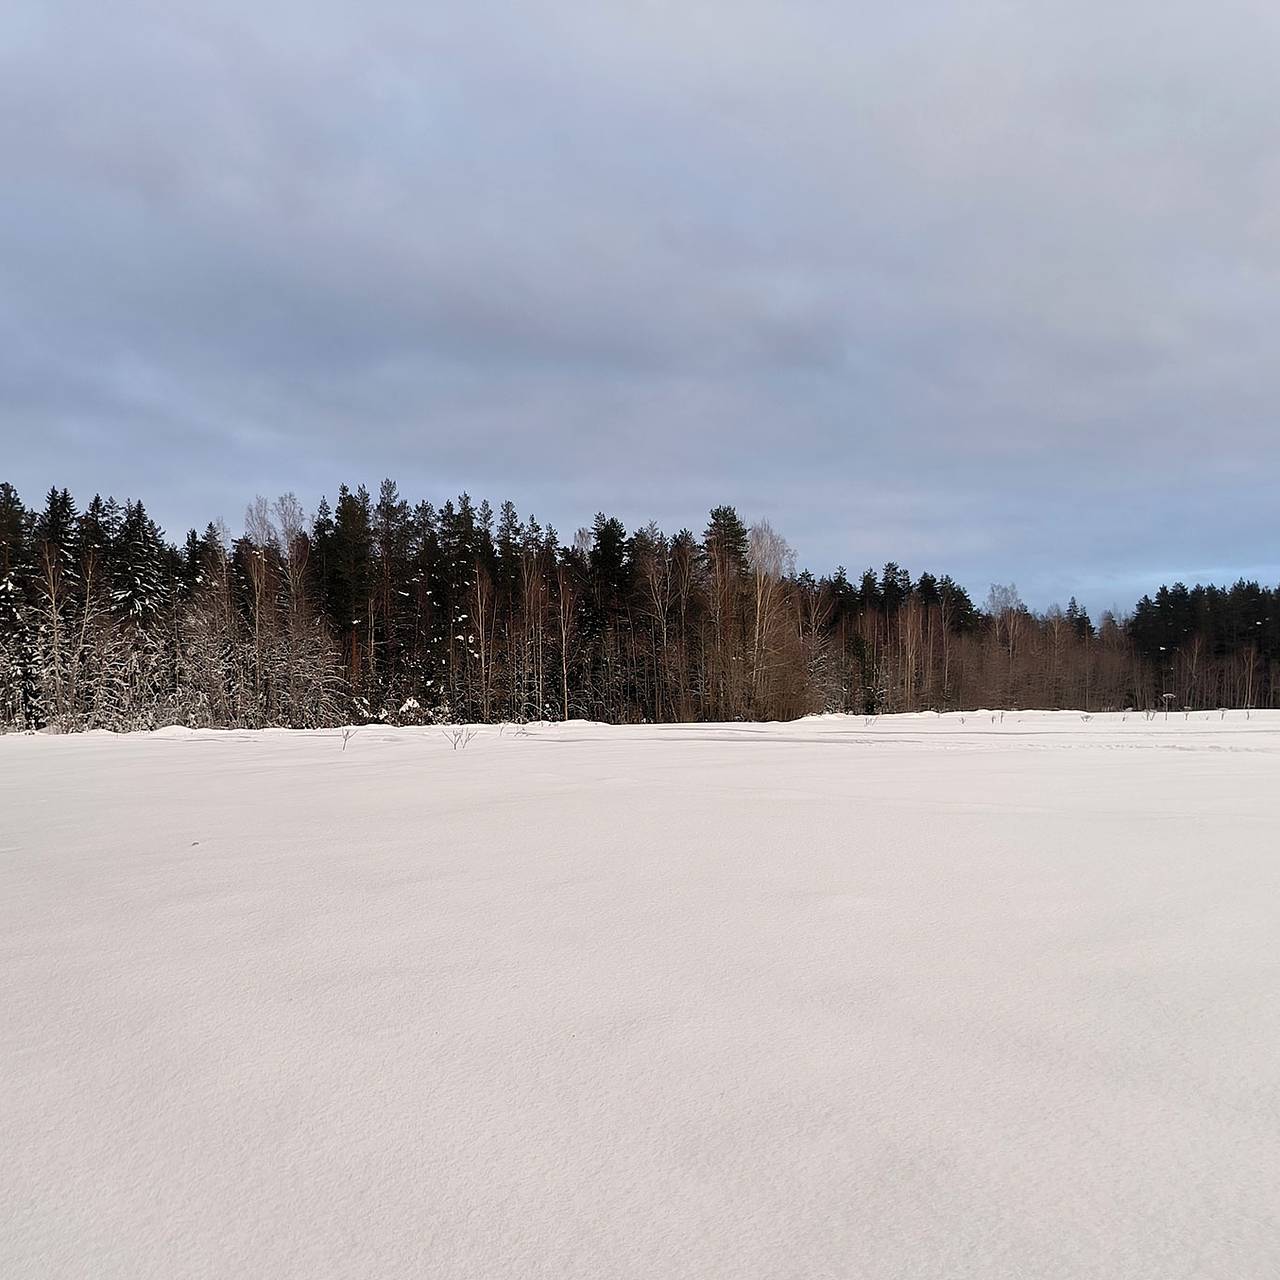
[3, 1, 1278, 614]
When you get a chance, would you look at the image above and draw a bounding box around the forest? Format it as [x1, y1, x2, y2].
[0, 480, 1275, 731]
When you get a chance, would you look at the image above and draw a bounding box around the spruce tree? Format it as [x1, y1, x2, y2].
[0, 569, 39, 728]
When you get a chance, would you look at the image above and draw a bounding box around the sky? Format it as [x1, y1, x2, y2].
[2, 0, 1279, 616]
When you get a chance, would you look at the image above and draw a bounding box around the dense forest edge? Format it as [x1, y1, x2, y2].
[0, 480, 1275, 731]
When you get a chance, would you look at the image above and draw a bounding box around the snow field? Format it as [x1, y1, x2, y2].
[3, 711, 1279, 1278]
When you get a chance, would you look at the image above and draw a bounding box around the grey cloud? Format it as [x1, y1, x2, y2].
[3, 0, 1279, 615]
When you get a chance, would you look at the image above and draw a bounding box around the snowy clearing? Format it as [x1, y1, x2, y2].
[3, 711, 1280, 1278]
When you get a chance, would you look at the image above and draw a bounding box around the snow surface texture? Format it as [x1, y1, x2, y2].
[3, 712, 1279, 1279]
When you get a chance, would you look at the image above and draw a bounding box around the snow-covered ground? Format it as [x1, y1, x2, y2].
[3, 711, 1279, 1278]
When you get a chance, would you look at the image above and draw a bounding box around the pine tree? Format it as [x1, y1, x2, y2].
[702, 506, 749, 718]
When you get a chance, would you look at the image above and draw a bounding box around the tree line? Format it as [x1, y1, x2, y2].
[0, 480, 1275, 731]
